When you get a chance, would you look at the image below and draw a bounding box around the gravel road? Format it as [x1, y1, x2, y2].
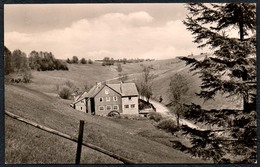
[141, 96, 205, 130]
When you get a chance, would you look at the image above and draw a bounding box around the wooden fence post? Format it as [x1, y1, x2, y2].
[75, 120, 84, 164]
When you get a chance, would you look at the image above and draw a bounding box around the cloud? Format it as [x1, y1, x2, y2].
[5, 11, 202, 60]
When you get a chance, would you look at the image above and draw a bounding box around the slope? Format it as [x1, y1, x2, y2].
[5, 84, 204, 163]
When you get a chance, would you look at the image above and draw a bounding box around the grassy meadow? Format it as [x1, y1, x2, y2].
[5, 56, 240, 163]
[5, 83, 205, 163]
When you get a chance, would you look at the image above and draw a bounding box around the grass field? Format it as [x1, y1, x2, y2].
[5, 84, 205, 163]
[5, 56, 240, 163]
[122, 57, 242, 110]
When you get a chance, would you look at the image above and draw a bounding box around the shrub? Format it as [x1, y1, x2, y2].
[58, 87, 71, 99]
[22, 70, 33, 83]
[148, 112, 162, 122]
[88, 59, 93, 64]
[80, 58, 87, 64]
[72, 56, 79, 64]
[157, 119, 179, 134]
[64, 80, 75, 89]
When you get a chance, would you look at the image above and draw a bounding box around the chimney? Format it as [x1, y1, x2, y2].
[96, 82, 101, 88]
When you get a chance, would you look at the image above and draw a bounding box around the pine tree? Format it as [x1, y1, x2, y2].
[178, 3, 256, 163]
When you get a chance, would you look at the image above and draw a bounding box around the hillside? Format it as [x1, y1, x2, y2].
[5, 84, 205, 163]
[25, 56, 241, 110]
[121, 56, 242, 110]
[5, 56, 242, 163]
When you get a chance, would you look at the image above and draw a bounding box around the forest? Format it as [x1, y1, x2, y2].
[4, 46, 68, 82]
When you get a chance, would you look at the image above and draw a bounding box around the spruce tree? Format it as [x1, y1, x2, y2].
[178, 3, 256, 163]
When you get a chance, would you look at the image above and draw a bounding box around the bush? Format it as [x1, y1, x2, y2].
[157, 119, 179, 134]
[80, 58, 87, 64]
[148, 112, 162, 122]
[64, 80, 75, 89]
[58, 87, 71, 99]
[88, 59, 93, 64]
[22, 71, 33, 83]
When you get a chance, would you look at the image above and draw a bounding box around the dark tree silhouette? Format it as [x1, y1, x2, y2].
[28, 51, 68, 71]
[4, 46, 13, 75]
[72, 56, 79, 64]
[178, 3, 256, 163]
[80, 58, 87, 64]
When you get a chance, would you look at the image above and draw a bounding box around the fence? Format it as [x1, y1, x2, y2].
[5, 111, 135, 164]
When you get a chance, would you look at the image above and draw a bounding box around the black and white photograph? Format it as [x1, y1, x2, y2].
[3, 2, 257, 164]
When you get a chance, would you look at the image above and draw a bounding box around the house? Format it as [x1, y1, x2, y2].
[71, 91, 88, 112]
[72, 82, 139, 116]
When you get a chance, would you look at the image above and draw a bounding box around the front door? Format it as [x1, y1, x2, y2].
[86, 98, 88, 113]
[90, 98, 95, 115]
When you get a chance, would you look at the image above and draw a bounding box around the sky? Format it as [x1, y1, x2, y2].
[4, 3, 208, 60]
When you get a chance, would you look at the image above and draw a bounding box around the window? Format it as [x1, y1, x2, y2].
[128, 97, 132, 100]
[113, 105, 119, 110]
[81, 107, 83, 110]
[106, 97, 110, 102]
[113, 96, 117, 101]
[106, 105, 112, 111]
[105, 89, 110, 94]
[99, 106, 104, 111]
[124, 105, 129, 109]
[131, 104, 135, 108]
[99, 97, 103, 102]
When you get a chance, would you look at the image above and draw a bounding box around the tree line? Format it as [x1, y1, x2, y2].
[4, 46, 28, 75]
[4, 46, 69, 83]
[101, 57, 154, 66]
[28, 50, 68, 71]
[66, 56, 93, 64]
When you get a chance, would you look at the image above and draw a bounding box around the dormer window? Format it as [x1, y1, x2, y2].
[128, 97, 132, 100]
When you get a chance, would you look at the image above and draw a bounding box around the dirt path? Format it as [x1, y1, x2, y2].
[141, 96, 205, 130]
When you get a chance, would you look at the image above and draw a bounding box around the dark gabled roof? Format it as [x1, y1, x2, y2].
[74, 91, 87, 102]
[73, 83, 105, 104]
[73, 82, 139, 104]
[87, 83, 105, 98]
[106, 83, 139, 96]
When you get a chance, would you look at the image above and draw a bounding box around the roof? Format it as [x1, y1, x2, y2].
[87, 83, 105, 98]
[106, 83, 139, 96]
[73, 82, 139, 104]
[74, 91, 87, 102]
[73, 83, 105, 104]
[73, 91, 87, 104]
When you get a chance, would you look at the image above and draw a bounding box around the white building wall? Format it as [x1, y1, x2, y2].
[75, 99, 86, 112]
[121, 96, 139, 114]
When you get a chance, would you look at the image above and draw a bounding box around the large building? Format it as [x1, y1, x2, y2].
[72, 82, 139, 116]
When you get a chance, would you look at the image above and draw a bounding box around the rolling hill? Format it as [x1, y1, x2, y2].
[5, 84, 205, 163]
[5, 55, 241, 163]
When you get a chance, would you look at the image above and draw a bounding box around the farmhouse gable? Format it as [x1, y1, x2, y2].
[72, 82, 139, 115]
